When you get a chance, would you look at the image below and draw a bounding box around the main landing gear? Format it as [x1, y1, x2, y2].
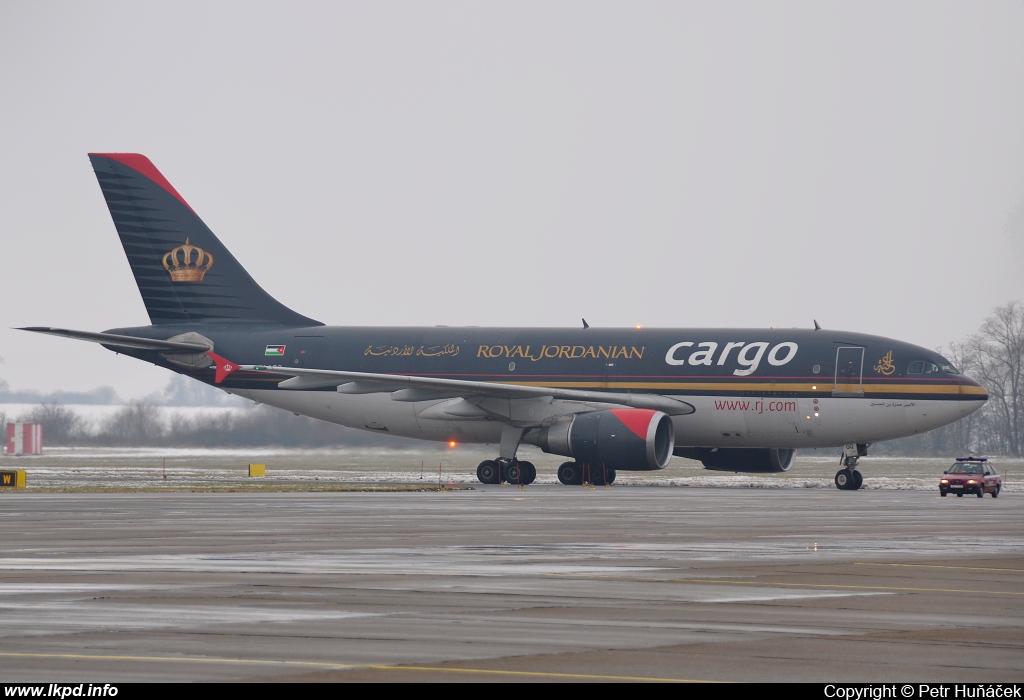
[476, 459, 536, 486]
[476, 426, 539, 486]
[835, 443, 866, 491]
[557, 462, 616, 486]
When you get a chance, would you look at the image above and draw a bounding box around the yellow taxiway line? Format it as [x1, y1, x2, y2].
[853, 562, 1024, 573]
[0, 652, 714, 683]
[548, 573, 1024, 596]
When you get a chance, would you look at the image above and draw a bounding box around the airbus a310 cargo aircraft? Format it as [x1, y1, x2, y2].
[22, 154, 989, 489]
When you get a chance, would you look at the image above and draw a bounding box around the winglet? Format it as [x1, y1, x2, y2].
[206, 351, 240, 384]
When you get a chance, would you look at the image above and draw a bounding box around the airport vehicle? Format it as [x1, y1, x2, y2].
[940, 457, 1001, 498]
[21, 154, 989, 489]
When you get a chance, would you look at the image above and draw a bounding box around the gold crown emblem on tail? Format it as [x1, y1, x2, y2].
[162, 239, 214, 282]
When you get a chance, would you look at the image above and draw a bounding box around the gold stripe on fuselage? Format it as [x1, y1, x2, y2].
[501, 380, 986, 396]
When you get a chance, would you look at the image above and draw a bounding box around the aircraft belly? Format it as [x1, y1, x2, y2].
[672, 395, 969, 449]
[675, 396, 805, 447]
[233, 389, 504, 444]
[233, 387, 970, 450]
[824, 397, 964, 443]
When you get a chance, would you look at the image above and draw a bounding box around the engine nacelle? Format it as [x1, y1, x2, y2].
[675, 447, 795, 473]
[527, 408, 674, 471]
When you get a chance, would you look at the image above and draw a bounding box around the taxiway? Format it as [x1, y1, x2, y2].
[0, 486, 1021, 682]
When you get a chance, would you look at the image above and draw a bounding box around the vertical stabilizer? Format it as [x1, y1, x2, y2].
[89, 153, 321, 326]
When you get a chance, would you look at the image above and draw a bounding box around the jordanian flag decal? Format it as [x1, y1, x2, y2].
[265, 345, 286, 356]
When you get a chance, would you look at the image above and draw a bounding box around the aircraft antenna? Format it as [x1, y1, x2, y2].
[813, 319, 821, 331]
[582, 318, 590, 329]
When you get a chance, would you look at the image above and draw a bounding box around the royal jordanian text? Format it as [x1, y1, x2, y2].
[665, 340, 798, 376]
[477, 345, 644, 361]
[4, 685, 118, 698]
[823, 685, 1021, 699]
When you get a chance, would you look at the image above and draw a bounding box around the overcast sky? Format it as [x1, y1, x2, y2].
[1, 1, 1022, 400]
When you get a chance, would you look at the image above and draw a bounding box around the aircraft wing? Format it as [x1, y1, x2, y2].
[238, 364, 695, 415]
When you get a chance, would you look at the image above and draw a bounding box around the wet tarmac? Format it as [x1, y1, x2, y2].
[0, 485, 1021, 682]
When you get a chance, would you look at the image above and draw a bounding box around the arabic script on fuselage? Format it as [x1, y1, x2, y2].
[873, 350, 896, 376]
[365, 344, 461, 358]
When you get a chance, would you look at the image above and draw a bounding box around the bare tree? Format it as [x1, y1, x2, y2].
[20, 402, 85, 445]
[99, 400, 165, 445]
[934, 338, 981, 453]
[971, 301, 1024, 455]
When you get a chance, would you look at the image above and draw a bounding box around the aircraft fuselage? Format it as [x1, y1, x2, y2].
[107, 323, 986, 450]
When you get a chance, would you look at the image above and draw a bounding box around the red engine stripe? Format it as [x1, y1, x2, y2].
[609, 408, 656, 439]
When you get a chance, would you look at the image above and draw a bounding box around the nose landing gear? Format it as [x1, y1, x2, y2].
[835, 443, 866, 490]
[834, 467, 863, 490]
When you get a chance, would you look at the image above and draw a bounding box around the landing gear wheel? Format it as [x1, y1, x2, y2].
[505, 461, 522, 483]
[835, 468, 853, 490]
[558, 462, 582, 486]
[477, 460, 500, 485]
[519, 461, 536, 485]
[586, 465, 615, 485]
[852, 471, 863, 490]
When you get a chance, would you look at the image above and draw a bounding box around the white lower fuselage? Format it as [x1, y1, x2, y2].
[233, 388, 984, 451]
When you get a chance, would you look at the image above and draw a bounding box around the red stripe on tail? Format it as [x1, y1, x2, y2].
[89, 153, 196, 213]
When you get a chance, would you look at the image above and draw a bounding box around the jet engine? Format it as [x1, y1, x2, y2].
[675, 447, 795, 472]
[526, 408, 674, 471]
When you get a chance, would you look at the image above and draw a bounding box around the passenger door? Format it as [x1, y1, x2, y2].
[833, 347, 864, 397]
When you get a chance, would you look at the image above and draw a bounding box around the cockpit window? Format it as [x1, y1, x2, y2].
[908, 359, 957, 375]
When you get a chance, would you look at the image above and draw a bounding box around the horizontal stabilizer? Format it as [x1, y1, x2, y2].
[18, 327, 212, 353]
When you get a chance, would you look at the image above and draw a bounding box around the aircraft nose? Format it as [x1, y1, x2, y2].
[960, 377, 988, 416]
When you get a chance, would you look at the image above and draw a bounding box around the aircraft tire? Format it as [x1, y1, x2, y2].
[852, 471, 863, 490]
[477, 460, 500, 485]
[589, 465, 615, 486]
[834, 469, 853, 490]
[519, 461, 536, 485]
[505, 461, 522, 483]
[558, 462, 582, 486]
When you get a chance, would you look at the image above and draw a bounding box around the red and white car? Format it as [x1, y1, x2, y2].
[940, 457, 1001, 498]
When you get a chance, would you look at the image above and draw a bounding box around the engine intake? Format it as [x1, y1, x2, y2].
[527, 408, 674, 471]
